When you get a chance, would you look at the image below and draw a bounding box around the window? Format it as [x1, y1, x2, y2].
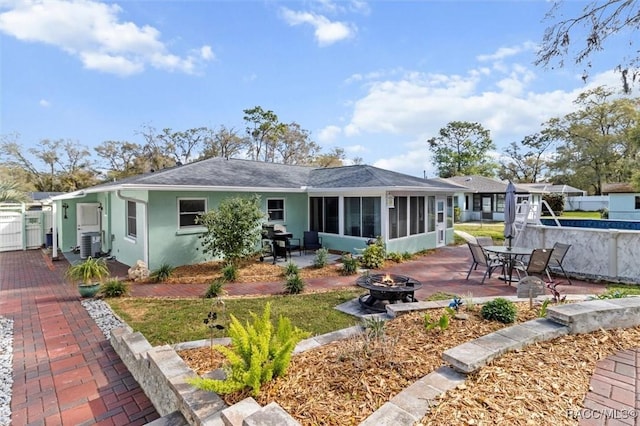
[178, 198, 206, 228]
[388, 196, 412, 239]
[447, 196, 454, 227]
[473, 194, 482, 211]
[409, 196, 425, 235]
[309, 197, 339, 234]
[496, 194, 505, 213]
[636, 196, 640, 210]
[427, 196, 435, 232]
[344, 196, 381, 237]
[126, 201, 137, 238]
[267, 198, 285, 221]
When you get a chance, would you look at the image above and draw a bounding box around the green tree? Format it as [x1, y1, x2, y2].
[197, 195, 266, 266]
[310, 147, 346, 167]
[427, 121, 498, 178]
[536, 1, 640, 93]
[277, 122, 321, 165]
[499, 132, 554, 183]
[243, 106, 286, 162]
[0, 179, 29, 203]
[544, 87, 640, 194]
[95, 140, 144, 180]
[156, 127, 206, 165]
[200, 126, 248, 160]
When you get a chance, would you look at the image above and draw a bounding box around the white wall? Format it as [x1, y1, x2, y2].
[564, 195, 608, 212]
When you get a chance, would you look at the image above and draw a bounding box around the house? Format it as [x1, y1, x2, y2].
[439, 175, 545, 222]
[602, 183, 640, 220]
[51, 158, 462, 270]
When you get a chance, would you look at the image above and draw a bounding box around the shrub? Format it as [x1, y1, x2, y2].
[361, 237, 386, 269]
[283, 262, 300, 277]
[221, 263, 238, 282]
[151, 263, 174, 282]
[387, 252, 402, 263]
[600, 208, 609, 219]
[543, 193, 565, 216]
[595, 289, 629, 299]
[341, 254, 359, 275]
[100, 279, 129, 297]
[361, 316, 387, 339]
[284, 272, 305, 294]
[190, 303, 309, 396]
[401, 251, 413, 260]
[204, 278, 226, 298]
[313, 247, 329, 268]
[481, 298, 517, 324]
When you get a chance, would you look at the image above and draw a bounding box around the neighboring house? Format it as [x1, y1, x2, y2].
[440, 175, 545, 222]
[602, 183, 640, 220]
[51, 158, 462, 270]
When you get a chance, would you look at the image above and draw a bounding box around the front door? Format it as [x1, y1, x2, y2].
[436, 198, 446, 247]
[76, 203, 101, 248]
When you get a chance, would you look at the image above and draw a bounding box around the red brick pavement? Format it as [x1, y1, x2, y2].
[0, 250, 159, 426]
[0, 244, 632, 425]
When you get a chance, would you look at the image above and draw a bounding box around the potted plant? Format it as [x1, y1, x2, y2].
[65, 256, 110, 298]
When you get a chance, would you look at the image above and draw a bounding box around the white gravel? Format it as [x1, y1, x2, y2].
[0, 300, 125, 426]
[0, 317, 14, 426]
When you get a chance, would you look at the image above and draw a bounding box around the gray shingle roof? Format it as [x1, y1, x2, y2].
[88, 158, 460, 191]
[442, 175, 539, 193]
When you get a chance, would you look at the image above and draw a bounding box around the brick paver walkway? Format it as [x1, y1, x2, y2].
[0, 244, 628, 425]
[0, 250, 159, 426]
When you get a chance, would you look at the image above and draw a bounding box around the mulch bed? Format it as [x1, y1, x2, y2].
[178, 303, 640, 425]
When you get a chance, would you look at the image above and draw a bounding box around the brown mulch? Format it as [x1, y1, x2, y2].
[178, 304, 640, 425]
[140, 256, 344, 284]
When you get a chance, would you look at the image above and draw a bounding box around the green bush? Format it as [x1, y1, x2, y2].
[600, 208, 609, 219]
[387, 252, 402, 263]
[401, 252, 413, 260]
[313, 247, 329, 268]
[361, 237, 386, 269]
[151, 263, 174, 282]
[481, 298, 517, 324]
[204, 279, 226, 298]
[221, 263, 238, 282]
[283, 262, 300, 277]
[341, 254, 359, 275]
[100, 279, 129, 297]
[284, 272, 305, 294]
[543, 193, 565, 216]
[190, 303, 309, 396]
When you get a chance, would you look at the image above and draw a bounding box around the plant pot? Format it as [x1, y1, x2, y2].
[78, 283, 101, 298]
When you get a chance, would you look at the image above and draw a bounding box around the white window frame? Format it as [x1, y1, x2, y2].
[178, 198, 207, 229]
[267, 198, 286, 222]
[126, 200, 137, 239]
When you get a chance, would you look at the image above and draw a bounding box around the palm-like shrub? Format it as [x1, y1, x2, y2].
[190, 303, 309, 396]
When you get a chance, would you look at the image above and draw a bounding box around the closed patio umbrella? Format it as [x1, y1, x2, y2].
[504, 181, 517, 248]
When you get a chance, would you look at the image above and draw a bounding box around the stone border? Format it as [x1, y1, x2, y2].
[111, 293, 640, 425]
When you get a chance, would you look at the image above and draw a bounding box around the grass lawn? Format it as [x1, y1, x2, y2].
[107, 289, 364, 346]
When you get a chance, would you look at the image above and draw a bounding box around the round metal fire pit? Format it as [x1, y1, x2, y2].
[356, 273, 422, 313]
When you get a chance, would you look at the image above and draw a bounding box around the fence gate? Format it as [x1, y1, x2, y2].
[0, 211, 23, 252]
[25, 211, 44, 249]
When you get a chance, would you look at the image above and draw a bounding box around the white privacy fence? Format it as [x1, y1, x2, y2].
[0, 204, 52, 252]
[564, 195, 608, 212]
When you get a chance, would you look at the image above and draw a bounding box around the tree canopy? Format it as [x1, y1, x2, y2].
[427, 121, 498, 178]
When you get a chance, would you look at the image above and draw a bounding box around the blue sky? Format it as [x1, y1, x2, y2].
[0, 0, 628, 178]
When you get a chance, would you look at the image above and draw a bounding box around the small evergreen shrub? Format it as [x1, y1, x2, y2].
[283, 262, 300, 277]
[313, 247, 329, 268]
[361, 237, 386, 269]
[481, 298, 517, 324]
[284, 272, 305, 294]
[190, 303, 309, 396]
[151, 263, 174, 282]
[221, 263, 238, 282]
[204, 278, 226, 299]
[387, 252, 402, 263]
[600, 208, 609, 219]
[341, 254, 359, 275]
[401, 252, 413, 260]
[100, 279, 129, 297]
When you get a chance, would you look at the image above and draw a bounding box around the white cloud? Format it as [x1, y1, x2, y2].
[317, 125, 342, 143]
[280, 7, 355, 46]
[0, 0, 214, 76]
[477, 41, 537, 62]
[38, 99, 50, 107]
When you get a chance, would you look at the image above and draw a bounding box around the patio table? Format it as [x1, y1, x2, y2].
[483, 245, 534, 285]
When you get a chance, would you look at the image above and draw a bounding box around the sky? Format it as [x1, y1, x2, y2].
[0, 0, 631, 178]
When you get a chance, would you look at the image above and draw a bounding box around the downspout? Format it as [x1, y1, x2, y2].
[52, 202, 58, 260]
[116, 190, 149, 267]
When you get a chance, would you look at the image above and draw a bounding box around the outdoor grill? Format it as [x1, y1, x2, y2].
[357, 273, 422, 313]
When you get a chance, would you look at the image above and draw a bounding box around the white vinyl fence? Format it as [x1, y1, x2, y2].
[564, 195, 608, 212]
[0, 204, 52, 252]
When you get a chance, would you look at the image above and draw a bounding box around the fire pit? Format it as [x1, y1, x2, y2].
[356, 273, 422, 313]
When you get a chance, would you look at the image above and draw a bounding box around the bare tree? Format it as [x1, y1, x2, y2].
[536, 1, 640, 92]
[200, 126, 248, 160]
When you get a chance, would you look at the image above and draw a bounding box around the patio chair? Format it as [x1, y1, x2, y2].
[465, 242, 503, 284]
[514, 248, 554, 281]
[303, 231, 323, 254]
[545, 242, 572, 285]
[475, 236, 494, 246]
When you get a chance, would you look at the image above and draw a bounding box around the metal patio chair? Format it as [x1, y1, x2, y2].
[465, 242, 503, 284]
[546, 242, 572, 285]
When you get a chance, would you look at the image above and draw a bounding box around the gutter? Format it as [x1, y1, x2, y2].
[116, 190, 149, 267]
